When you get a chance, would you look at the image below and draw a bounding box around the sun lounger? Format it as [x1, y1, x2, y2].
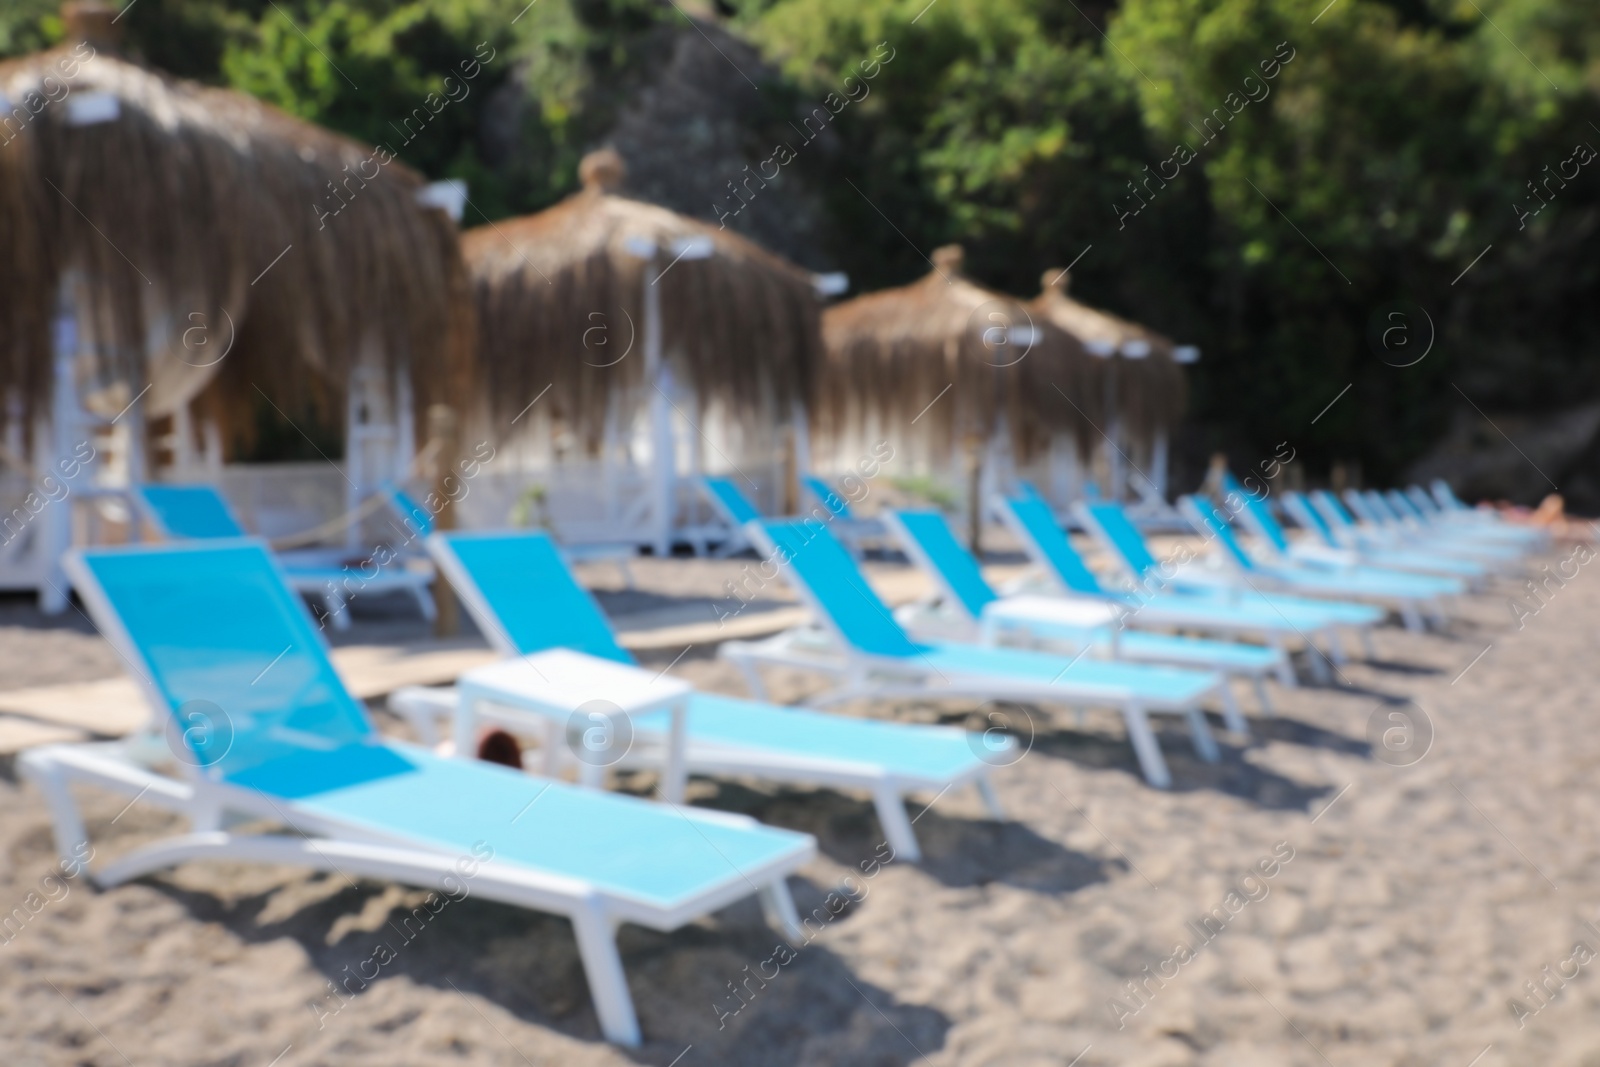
[801, 474, 887, 554]
[1283, 489, 1505, 578]
[699, 475, 792, 557]
[1383, 488, 1544, 551]
[22, 539, 814, 1046]
[1036, 495, 1381, 679]
[886, 508, 1282, 718]
[721, 519, 1233, 789]
[1232, 483, 1488, 585]
[1177, 495, 1463, 632]
[1413, 484, 1549, 548]
[386, 483, 636, 588]
[1318, 489, 1527, 564]
[387, 530, 1004, 861]
[134, 483, 435, 630]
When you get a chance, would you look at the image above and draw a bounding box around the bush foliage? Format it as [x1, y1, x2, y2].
[5, 0, 1597, 480]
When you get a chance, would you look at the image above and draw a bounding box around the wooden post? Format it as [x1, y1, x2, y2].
[427, 403, 459, 636]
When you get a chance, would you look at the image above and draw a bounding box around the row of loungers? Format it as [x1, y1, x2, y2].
[19, 478, 1539, 1044]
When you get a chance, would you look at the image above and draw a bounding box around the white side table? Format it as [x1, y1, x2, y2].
[455, 648, 693, 803]
[981, 595, 1122, 655]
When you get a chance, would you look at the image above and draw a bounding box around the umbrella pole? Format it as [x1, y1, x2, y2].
[644, 268, 673, 557]
[427, 404, 460, 636]
[1152, 428, 1169, 500]
[1105, 359, 1123, 502]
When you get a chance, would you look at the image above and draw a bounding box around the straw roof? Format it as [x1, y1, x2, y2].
[1030, 270, 1187, 438]
[816, 246, 1097, 461]
[0, 7, 473, 443]
[462, 148, 821, 441]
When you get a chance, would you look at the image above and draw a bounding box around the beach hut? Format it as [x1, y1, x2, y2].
[1029, 270, 1195, 504]
[0, 4, 473, 608]
[815, 245, 1094, 546]
[462, 148, 825, 554]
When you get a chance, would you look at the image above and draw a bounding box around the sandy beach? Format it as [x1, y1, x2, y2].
[2, 542, 1597, 1066]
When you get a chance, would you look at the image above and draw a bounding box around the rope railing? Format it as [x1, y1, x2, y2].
[264, 437, 444, 551]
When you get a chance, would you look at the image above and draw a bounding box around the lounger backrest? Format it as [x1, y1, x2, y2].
[137, 484, 248, 539]
[755, 519, 922, 658]
[1364, 490, 1400, 523]
[887, 510, 996, 620]
[1311, 490, 1356, 529]
[1406, 486, 1441, 516]
[1341, 489, 1379, 524]
[386, 484, 435, 538]
[1178, 496, 1257, 570]
[64, 541, 372, 778]
[997, 494, 1104, 594]
[1385, 489, 1422, 521]
[429, 531, 633, 664]
[703, 477, 763, 525]
[1431, 479, 1465, 511]
[1222, 474, 1290, 553]
[802, 476, 853, 519]
[1079, 502, 1161, 580]
[1282, 491, 1337, 546]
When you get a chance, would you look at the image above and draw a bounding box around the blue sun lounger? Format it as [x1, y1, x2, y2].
[801, 474, 887, 554]
[22, 540, 813, 1046]
[1280, 490, 1497, 580]
[1426, 480, 1546, 539]
[1373, 488, 1543, 554]
[134, 483, 436, 630]
[1227, 479, 1488, 586]
[700, 474, 762, 554]
[1412, 484, 1549, 549]
[1001, 493, 1379, 681]
[885, 508, 1279, 720]
[1178, 495, 1463, 631]
[722, 519, 1232, 789]
[1076, 496, 1433, 634]
[1314, 489, 1526, 565]
[387, 530, 1002, 861]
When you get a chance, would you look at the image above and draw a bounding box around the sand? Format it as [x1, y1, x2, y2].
[2, 542, 1598, 1066]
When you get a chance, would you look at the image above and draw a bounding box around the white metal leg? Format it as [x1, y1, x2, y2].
[871, 784, 921, 863]
[1121, 705, 1170, 788]
[661, 701, 688, 804]
[1218, 684, 1250, 736]
[570, 899, 642, 1046]
[452, 694, 478, 764]
[323, 589, 352, 631]
[27, 761, 90, 871]
[726, 653, 769, 701]
[1400, 603, 1423, 632]
[540, 718, 562, 777]
[1270, 635, 1295, 686]
[758, 881, 804, 943]
[1252, 675, 1274, 716]
[1185, 707, 1220, 762]
[1305, 644, 1331, 684]
[1359, 627, 1376, 659]
[975, 774, 1005, 820]
[411, 583, 437, 622]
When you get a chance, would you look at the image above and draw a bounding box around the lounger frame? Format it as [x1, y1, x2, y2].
[22, 543, 813, 1047]
[720, 521, 1233, 789]
[397, 530, 1004, 861]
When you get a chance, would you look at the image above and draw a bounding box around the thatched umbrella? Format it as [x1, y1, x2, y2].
[462, 148, 824, 553]
[1030, 270, 1193, 500]
[817, 245, 1094, 547]
[0, 4, 474, 460]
